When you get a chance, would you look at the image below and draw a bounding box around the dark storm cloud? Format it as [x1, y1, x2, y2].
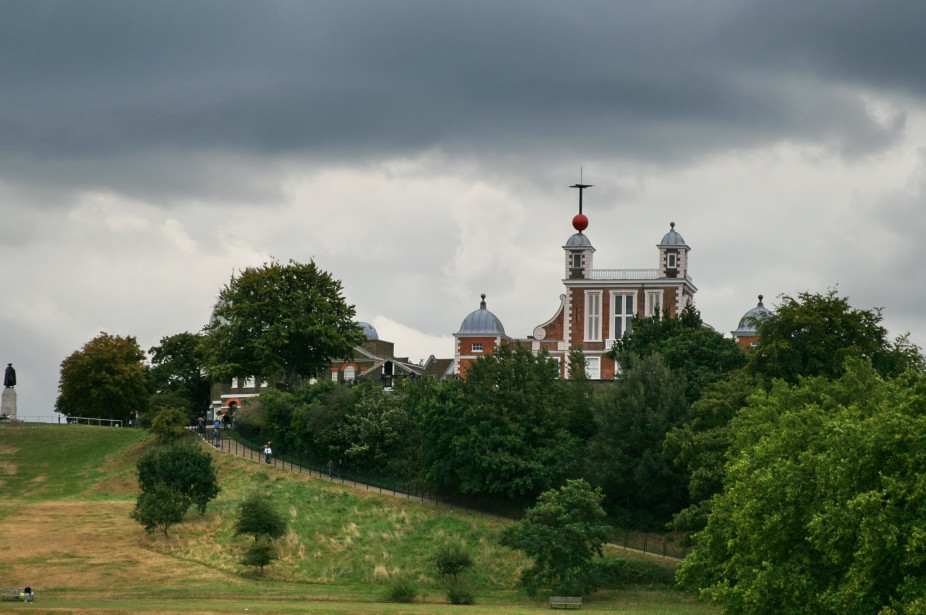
[2, 1, 925, 199]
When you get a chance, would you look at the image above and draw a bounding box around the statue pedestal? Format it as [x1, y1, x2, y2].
[1, 387, 16, 419]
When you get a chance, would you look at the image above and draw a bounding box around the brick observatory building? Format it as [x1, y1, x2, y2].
[455, 183, 698, 379]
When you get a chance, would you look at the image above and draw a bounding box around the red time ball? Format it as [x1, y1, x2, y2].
[572, 214, 588, 232]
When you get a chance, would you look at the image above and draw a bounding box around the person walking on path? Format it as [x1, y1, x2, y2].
[264, 442, 272, 464]
[213, 417, 221, 446]
[327, 459, 334, 479]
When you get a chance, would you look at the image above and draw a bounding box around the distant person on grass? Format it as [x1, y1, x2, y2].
[23, 586, 33, 602]
[264, 442, 272, 464]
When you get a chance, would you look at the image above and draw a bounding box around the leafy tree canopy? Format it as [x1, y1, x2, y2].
[131, 483, 189, 538]
[56, 331, 148, 421]
[679, 360, 926, 615]
[202, 259, 364, 390]
[500, 479, 610, 596]
[664, 369, 760, 532]
[240, 538, 279, 575]
[748, 289, 924, 382]
[148, 332, 210, 418]
[412, 345, 581, 498]
[150, 407, 190, 445]
[610, 306, 746, 404]
[234, 491, 288, 541]
[588, 352, 690, 528]
[137, 444, 220, 514]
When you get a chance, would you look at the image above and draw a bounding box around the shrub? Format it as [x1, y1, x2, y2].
[384, 574, 417, 603]
[150, 406, 189, 444]
[589, 557, 676, 589]
[444, 576, 475, 605]
[433, 541, 474, 577]
[131, 483, 189, 538]
[137, 444, 220, 514]
[241, 538, 279, 575]
[234, 491, 288, 540]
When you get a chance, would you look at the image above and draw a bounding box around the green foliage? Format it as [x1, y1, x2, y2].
[145, 390, 192, 428]
[150, 406, 189, 444]
[234, 491, 288, 541]
[611, 306, 746, 404]
[412, 345, 581, 497]
[444, 575, 476, 605]
[500, 479, 609, 596]
[337, 382, 414, 472]
[589, 557, 676, 589]
[665, 370, 760, 532]
[433, 540, 474, 577]
[679, 360, 926, 615]
[748, 289, 924, 382]
[147, 332, 211, 420]
[383, 574, 418, 603]
[131, 483, 189, 538]
[202, 259, 364, 390]
[240, 537, 279, 575]
[588, 353, 690, 528]
[137, 444, 220, 514]
[55, 331, 148, 421]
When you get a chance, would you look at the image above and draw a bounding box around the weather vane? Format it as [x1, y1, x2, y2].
[570, 169, 592, 232]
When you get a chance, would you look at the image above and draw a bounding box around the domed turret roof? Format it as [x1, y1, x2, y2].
[358, 322, 379, 341]
[659, 222, 689, 248]
[564, 232, 594, 249]
[456, 294, 506, 336]
[733, 295, 771, 336]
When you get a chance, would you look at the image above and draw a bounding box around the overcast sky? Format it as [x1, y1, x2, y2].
[4, 1, 926, 420]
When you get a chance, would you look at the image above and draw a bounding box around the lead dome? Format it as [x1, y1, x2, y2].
[659, 221, 687, 247]
[733, 295, 771, 336]
[359, 322, 379, 340]
[457, 294, 506, 335]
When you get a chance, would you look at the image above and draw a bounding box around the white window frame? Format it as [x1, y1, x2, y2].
[585, 291, 602, 342]
[331, 369, 338, 382]
[585, 356, 601, 380]
[244, 376, 256, 389]
[230, 377, 238, 389]
[550, 355, 562, 378]
[645, 290, 663, 318]
[471, 342, 483, 353]
[611, 292, 636, 339]
[667, 252, 678, 268]
[572, 252, 582, 269]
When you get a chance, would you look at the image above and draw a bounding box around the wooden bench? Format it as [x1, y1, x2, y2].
[2, 589, 23, 601]
[550, 596, 582, 609]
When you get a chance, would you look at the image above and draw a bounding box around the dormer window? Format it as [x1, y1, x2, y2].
[667, 253, 678, 269]
[572, 253, 582, 269]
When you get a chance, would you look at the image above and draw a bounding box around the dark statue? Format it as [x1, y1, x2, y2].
[4, 364, 15, 388]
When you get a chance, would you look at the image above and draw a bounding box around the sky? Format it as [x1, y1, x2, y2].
[4, 1, 926, 421]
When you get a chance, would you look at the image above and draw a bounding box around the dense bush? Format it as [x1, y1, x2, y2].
[589, 558, 676, 589]
[384, 574, 417, 603]
[444, 576, 476, 605]
[433, 541, 473, 578]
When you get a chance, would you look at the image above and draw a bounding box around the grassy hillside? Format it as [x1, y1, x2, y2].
[0, 423, 716, 613]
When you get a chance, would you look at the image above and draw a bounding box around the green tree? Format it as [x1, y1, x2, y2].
[610, 306, 746, 404]
[587, 352, 690, 528]
[412, 345, 580, 497]
[148, 332, 210, 420]
[748, 289, 923, 382]
[500, 479, 609, 596]
[679, 360, 926, 615]
[337, 382, 413, 472]
[234, 491, 288, 541]
[131, 483, 189, 538]
[664, 370, 760, 532]
[202, 259, 364, 390]
[150, 407, 189, 445]
[137, 445, 219, 514]
[240, 538, 279, 575]
[55, 332, 148, 421]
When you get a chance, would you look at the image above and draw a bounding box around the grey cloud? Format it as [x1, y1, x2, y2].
[3, 1, 925, 202]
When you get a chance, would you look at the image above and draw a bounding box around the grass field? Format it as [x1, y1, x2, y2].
[0, 423, 717, 614]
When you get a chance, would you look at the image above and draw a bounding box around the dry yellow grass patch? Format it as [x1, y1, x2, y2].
[0, 444, 19, 455]
[0, 500, 227, 591]
[0, 461, 16, 474]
